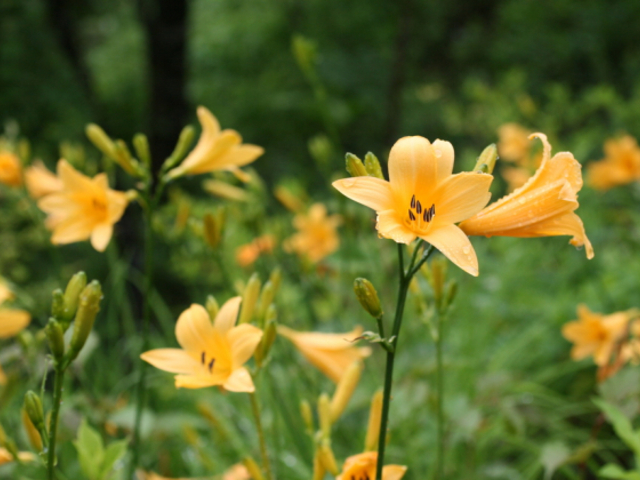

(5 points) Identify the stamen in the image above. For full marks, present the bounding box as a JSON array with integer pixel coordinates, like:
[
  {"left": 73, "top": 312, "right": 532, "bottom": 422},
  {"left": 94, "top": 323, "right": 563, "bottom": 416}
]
[
  {"left": 416, "top": 200, "right": 422, "bottom": 214},
  {"left": 201, "top": 352, "right": 205, "bottom": 364},
  {"left": 410, "top": 194, "right": 416, "bottom": 209},
  {"left": 408, "top": 210, "right": 416, "bottom": 221},
  {"left": 208, "top": 358, "right": 215, "bottom": 372}
]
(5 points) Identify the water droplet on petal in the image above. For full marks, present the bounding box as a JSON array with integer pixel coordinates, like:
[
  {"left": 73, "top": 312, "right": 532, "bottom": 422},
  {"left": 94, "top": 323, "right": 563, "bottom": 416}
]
[
  {"left": 435, "top": 149, "right": 442, "bottom": 158},
  {"left": 462, "top": 245, "right": 471, "bottom": 254},
  {"left": 342, "top": 178, "right": 357, "bottom": 188}
]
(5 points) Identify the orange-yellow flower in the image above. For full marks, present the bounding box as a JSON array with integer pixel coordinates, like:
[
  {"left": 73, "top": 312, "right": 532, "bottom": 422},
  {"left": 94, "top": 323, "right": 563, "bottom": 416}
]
[
  {"left": 333, "top": 136, "right": 493, "bottom": 276},
  {"left": 0, "top": 151, "right": 22, "bottom": 187},
  {"left": 141, "top": 297, "right": 262, "bottom": 392},
  {"left": 587, "top": 135, "right": 640, "bottom": 191},
  {"left": 167, "top": 107, "right": 264, "bottom": 180},
  {"left": 24, "top": 160, "right": 63, "bottom": 199},
  {"left": 284, "top": 203, "right": 341, "bottom": 264},
  {"left": 222, "top": 463, "right": 251, "bottom": 480},
  {"left": 336, "top": 452, "right": 407, "bottom": 480},
  {"left": 236, "top": 235, "right": 276, "bottom": 267},
  {"left": 0, "top": 278, "right": 30, "bottom": 339},
  {"left": 501, "top": 166, "right": 532, "bottom": 192},
  {"left": 562, "top": 305, "right": 631, "bottom": 366},
  {"left": 460, "top": 133, "right": 594, "bottom": 259},
  {"left": 37, "top": 160, "right": 129, "bottom": 252},
  {"left": 497, "top": 123, "right": 532, "bottom": 165},
  {"left": 278, "top": 325, "right": 371, "bottom": 383},
  {"left": 0, "top": 447, "right": 35, "bottom": 465}
]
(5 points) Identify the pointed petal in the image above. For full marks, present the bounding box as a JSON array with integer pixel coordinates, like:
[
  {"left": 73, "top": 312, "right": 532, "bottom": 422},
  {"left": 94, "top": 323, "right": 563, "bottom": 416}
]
[
  {"left": 376, "top": 210, "right": 417, "bottom": 244},
  {"left": 223, "top": 367, "right": 255, "bottom": 393},
  {"left": 218, "top": 144, "right": 264, "bottom": 168},
  {"left": 431, "top": 172, "right": 492, "bottom": 225},
  {"left": 106, "top": 190, "right": 129, "bottom": 223},
  {"left": 140, "top": 348, "right": 201, "bottom": 374},
  {"left": 0, "top": 309, "right": 31, "bottom": 338},
  {"left": 175, "top": 304, "right": 217, "bottom": 353},
  {"left": 332, "top": 177, "right": 394, "bottom": 212},
  {"left": 213, "top": 297, "right": 242, "bottom": 334},
  {"left": 180, "top": 130, "right": 242, "bottom": 175},
  {"left": 175, "top": 373, "right": 225, "bottom": 389},
  {"left": 91, "top": 224, "right": 113, "bottom": 252},
  {"left": 389, "top": 136, "right": 436, "bottom": 202},
  {"left": 383, "top": 465, "right": 408, "bottom": 480},
  {"left": 50, "top": 215, "right": 96, "bottom": 244},
  {"left": 432, "top": 139, "right": 454, "bottom": 184},
  {"left": 57, "top": 160, "right": 93, "bottom": 191},
  {"left": 421, "top": 224, "right": 479, "bottom": 276},
  {"left": 197, "top": 106, "right": 221, "bottom": 137},
  {"left": 228, "top": 324, "right": 263, "bottom": 368}
]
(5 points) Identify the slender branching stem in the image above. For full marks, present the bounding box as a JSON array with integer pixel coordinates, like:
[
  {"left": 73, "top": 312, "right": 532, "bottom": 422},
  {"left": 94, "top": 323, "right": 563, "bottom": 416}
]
[
  {"left": 47, "top": 366, "right": 65, "bottom": 480},
  {"left": 250, "top": 392, "right": 273, "bottom": 480},
  {"left": 435, "top": 308, "right": 445, "bottom": 479}
]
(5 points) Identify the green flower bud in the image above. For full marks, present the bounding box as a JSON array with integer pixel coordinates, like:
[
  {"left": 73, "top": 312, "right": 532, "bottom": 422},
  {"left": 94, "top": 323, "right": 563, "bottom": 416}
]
[
  {"left": 345, "top": 153, "right": 367, "bottom": 177},
  {"left": 318, "top": 392, "right": 332, "bottom": 438},
  {"left": 67, "top": 281, "right": 103, "bottom": 362},
  {"left": 364, "top": 152, "right": 384, "bottom": 179},
  {"left": 206, "top": 295, "right": 219, "bottom": 320},
  {"left": 162, "top": 125, "right": 196, "bottom": 173},
  {"left": 473, "top": 143, "right": 498, "bottom": 174},
  {"left": 23, "top": 391, "right": 44, "bottom": 432},
  {"left": 444, "top": 280, "right": 458, "bottom": 310},
  {"left": 300, "top": 399, "right": 314, "bottom": 432},
  {"left": 133, "top": 133, "right": 151, "bottom": 169},
  {"left": 114, "top": 139, "right": 143, "bottom": 177},
  {"left": 86, "top": 124, "right": 118, "bottom": 159},
  {"left": 255, "top": 318, "right": 277, "bottom": 367},
  {"left": 50, "top": 289, "right": 65, "bottom": 323},
  {"left": 46, "top": 318, "right": 65, "bottom": 362},
  {"left": 238, "top": 273, "right": 261, "bottom": 324},
  {"left": 353, "top": 278, "right": 383, "bottom": 319},
  {"left": 268, "top": 267, "right": 282, "bottom": 296},
  {"left": 256, "top": 281, "right": 275, "bottom": 325},
  {"left": 61, "top": 271, "right": 87, "bottom": 327}
]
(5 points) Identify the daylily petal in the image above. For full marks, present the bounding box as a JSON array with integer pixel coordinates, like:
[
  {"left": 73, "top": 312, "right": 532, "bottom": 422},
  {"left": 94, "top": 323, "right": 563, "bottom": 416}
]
[
  {"left": 421, "top": 224, "right": 479, "bottom": 276},
  {"left": 223, "top": 366, "right": 255, "bottom": 393},
  {"left": 175, "top": 373, "right": 226, "bottom": 389},
  {"left": 432, "top": 139, "right": 455, "bottom": 184},
  {"left": 0, "top": 309, "right": 31, "bottom": 338},
  {"left": 376, "top": 210, "right": 417, "bottom": 244},
  {"left": 182, "top": 130, "right": 242, "bottom": 174},
  {"left": 57, "top": 160, "right": 93, "bottom": 191},
  {"left": 140, "top": 348, "right": 201, "bottom": 374},
  {"left": 332, "top": 176, "right": 394, "bottom": 212},
  {"left": 213, "top": 297, "right": 242, "bottom": 334},
  {"left": 383, "top": 465, "right": 408, "bottom": 480},
  {"left": 228, "top": 324, "right": 263, "bottom": 368},
  {"left": 219, "top": 145, "right": 265, "bottom": 169},
  {"left": 175, "top": 304, "right": 217, "bottom": 353},
  {"left": 197, "top": 105, "right": 221, "bottom": 138},
  {"left": 389, "top": 136, "right": 436, "bottom": 202},
  {"left": 50, "top": 215, "right": 97, "bottom": 244},
  {"left": 91, "top": 224, "right": 113, "bottom": 252},
  {"left": 431, "top": 172, "right": 492, "bottom": 225}
]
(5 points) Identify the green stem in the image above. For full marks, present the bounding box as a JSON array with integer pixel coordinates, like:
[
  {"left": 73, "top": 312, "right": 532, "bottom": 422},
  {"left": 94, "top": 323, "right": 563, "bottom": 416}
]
[
  {"left": 47, "top": 367, "right": 65, "bottom": 480},
  {"left": 435, "top": 309, "right": 445, "bottom": 479},
  {"left": 250, "top": 392, "right": 273, "bottom": 480}
]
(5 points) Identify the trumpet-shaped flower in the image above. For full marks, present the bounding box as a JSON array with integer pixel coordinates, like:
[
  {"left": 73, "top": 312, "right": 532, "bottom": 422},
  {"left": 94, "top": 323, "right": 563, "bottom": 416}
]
[
  {"left": 278, "top": 325, "right": 371, "bottom": 383},
  {"left": 236, "top": 234, "right": 276, "bottom": 267},
  {"left": 460, "top": 133, "right": 594, "bottom": 259},
  {"left": 0, "top": 152, "right": 22, "bottom": 187},
  {"left": 336, "top": 452, "right": 407, "bottom": 480},
  {"left": 141, "top": 297, "right": 262, "bottom": 392},
  {"left": 587, "top": 135, "right": 640, "bottom": 191},
  {"left": 498, "top": 123, "right": 532, "bottom": 165},
  {"left": 333, "top": 136, "right": 493, "bottom": 276},
  {"left": 284, "top": 203, "right": 341, "bottom": 264},
  {"left": 167, "top": 107, "right": 264, "bottom": 180},
  {"left": 562, "top": 305, "right": 631, "bottom": 366},
  {"left": 37, "top": 160, "right": 129, "bottom": 252},
  {"left": 24, "top": 160, "right": 63, "bottom": 199}
]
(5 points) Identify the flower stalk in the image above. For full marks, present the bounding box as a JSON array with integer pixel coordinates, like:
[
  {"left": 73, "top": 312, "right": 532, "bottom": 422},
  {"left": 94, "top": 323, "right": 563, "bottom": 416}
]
[{"left": 249, "top": 392, "right": 273, "bottom": 480}]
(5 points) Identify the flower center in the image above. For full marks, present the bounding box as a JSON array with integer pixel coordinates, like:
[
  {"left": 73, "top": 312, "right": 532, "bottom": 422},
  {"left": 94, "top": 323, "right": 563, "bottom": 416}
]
[
  {"left": 201, "top": 351, "right": 216, "bottom": 373},
  {"left": 406, "top": 194, "right": 435, "bottom": 230}
]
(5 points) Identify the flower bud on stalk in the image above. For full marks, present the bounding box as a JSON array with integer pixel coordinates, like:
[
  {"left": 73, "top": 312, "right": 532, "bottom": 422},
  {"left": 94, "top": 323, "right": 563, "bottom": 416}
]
[
  {"left": 114, "top": 140, "right": 144, "bottom": 177},
  {"left": 206, "top": 295, "right": 219, "bottom": 320},
  {"left": 345, "top": 153, "right": 368, "bottom": 177},
  {"left": 300, "top": 400, "right": 314, "bottom": 432},
  {"left": 256, "top": 281, "right": 275, "bottom": 324},
  {"left": 61, "top": 271, "right": 87, "bottom": 327},
  {"left": 330, "top": 360, "right": 363, "bottom": 422},
  {"left": 312, "top": 450, "right": 326, "bottom": 480},
  {"left": 255, "top": 318, "right": 277, "bottom": 368},
  {"left": 269, "top": 267, "right": 282, "bottom": 295},
  {"left": 239, "top": 273, "right": 261, "bottom": 324},
  {"left": 133, "top": 133, "right": 151, "bottom": 169},
  {"left": 318, "top": 440, "right": 339, "bottom": 475},
  {"left": 85, "top": 124, "right": 118, "bottom": 160},
  {"left": 50, "top": 289, "right": 65, "bottom": 324},
  {"left": 364, "top": 152, "right": 384, "bottom": 179},
  {"left": 162, "top": 125, "right": 196, "bottom": 174},
  {"left": 444, "top": 281, "right": 458, "bottom": 310},
  {"left": 46, "top": 318, "right": 65, "bottom": 362},
  {"left": 67, "top": 281, "right": 103, "bottom": 363},
  {"left": 364, "top": 389, "right": 383, "bottom": 452},
  {"left": 318, "top": 393, "right": 332, "bottom": 439},
  {"left": 203, "top": 212, "right": 221, "bottom": 248},
  {"left": 473, "top": 143, "right": 499, "bottom": 174},
  {"left": 23, "top": 391, "right": 45, "bottom": 432},
  {"left": 353, "top": 278, "right": 383, "bottom": 319},
  {"left": 21, "top": 407, "right": 43, "bottom": 451}
]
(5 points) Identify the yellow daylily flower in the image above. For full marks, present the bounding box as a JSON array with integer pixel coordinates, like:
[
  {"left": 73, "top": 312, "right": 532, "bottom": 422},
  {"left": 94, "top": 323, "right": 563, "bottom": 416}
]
[
  {"left": 497, "top": 123, "right": 532, "bottom": 165},
  {"left": 37, "top": 160, "right": 129, "bottom": 252},
  {"left": 587, "top": 135, "right": 640, "bottom": 191},
  {"left": 222, "top": 463, "right": 251, "bottom": 480},
  {"left": 24, "top": 160, "right": 63, "bottom": 199},
  {"left": 0, "top": 278, "right": 14, "bottom": 305},
  {"left": 0, "top": 308, "right": 31, "bottom": 339},
  {"left": 278, "top": 325, "right": 371, "bottom": 383},
  {"left": 501, "top": 166, "right": 532, "bottom": 193},
  {"left": 284, "top": 203, "right": 341, "bottom": 264},
  {"left": 460, "top": 133, "right": 594, "bottom": 259},
  {"left": 0, "top": 151, "right": 22, "bottom": 187},
  {"left": 336, "top": 452, "right": 407, "bottom": 480},
  {"left": 235, "top": 234, "right": 276, "bottom": 267},
  {"left": 0, "top": 447, "right": 36, "bottom": 465},
  {"left": 167, "top": 106, "right": 264, "bottom": 180},
  {"left": 141, "top": 297, "right": 263, "bottom": 392},
  {"left": 333, "top": 136, "right": 493, "bottom": 276},
  {"left": 562, "top": 305, "right": 631, "bottom": 366}
]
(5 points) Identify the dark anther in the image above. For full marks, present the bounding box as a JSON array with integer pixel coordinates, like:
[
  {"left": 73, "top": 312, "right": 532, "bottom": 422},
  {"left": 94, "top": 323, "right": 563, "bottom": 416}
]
[
  {"left": 201, "top": 352, "right": 205, "bottom": 364},
  {"left": 208, "top": 358, "right": 215, "bottom": 372},
  {"left": 408, "top": 210, "right": 416, "bottom": 221},
  {"left": 416, "top": 200, "right": 423, "bottom": 214},
  {"left": 410, "top": 194, "right": 416, "bottom": 209}
]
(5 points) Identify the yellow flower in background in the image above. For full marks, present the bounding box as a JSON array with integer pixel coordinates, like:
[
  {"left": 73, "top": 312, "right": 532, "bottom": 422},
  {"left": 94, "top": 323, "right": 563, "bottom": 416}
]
[
  {"left": 0, "top": 308, "right": 31, "bottom": 339},
  {"left": 497, "top": 123, "right": 532, "bottom": 165},
  {"left": 167, "top": 106, "right": 264, "bottom": 180},
  {"left": 0, "top": 278, "right": 14, "bottom": 305},
  {"left": 236, "top": 234, "right": 276, "bottom": 267},
  {"left": 24, "top": 160, "right": 63, "bottom": 199},
  {"left": 0, "top": 447, "right": 35, "bottom": 465},
  {"left": 37, "top": 160, "right": 129, "bottom": 252},
  {"left": 501, "top": 166, "right": 532, "bottom": 193},
  {"left": 0, "top": 151, "right": 22, "bottom": 187},
  {"left": 562, "top": 305, "right": 631, "bottom": 366},
  {"left": 333, "top": 136, "right": 493, "bottom": 276},
  {"left": 460, "top": 133, "right": 594, "bottom": 259},
  {"left": 278, "top": 325, "right": 371, "bottom": 383},
  {"left": 284, "top": 203, "right": 341, "bottom": 264},
  {"left": 222, "top": 464, "right": 251, "bottom": 480},
  {"left": 141, "top": 297, "right": 262, "bottom": 392},
  {"left": 587, "top": 135, "right": 640, "bottom": 191},
  {"left": 336, "top": 452, "right": 407, "bottom": 480}
]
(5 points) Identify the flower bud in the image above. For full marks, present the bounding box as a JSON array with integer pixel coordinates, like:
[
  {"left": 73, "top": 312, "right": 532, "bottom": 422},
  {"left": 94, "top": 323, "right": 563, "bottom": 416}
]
[
  {"left": 206, "top": 295, "right": 219, "bottom": 320},
  {"left": 444, "top": 280, "right": 458, "bottom": 310},
  {"left": 318, "top": 393, "right": 332, "bottom": 439},
  {"left": 269, "top": 267, "right": 282, "bottom": 296},
  {"left": 202, "top": 179, "right": 248, "bottom": 201},
  {"left": 353, "top": 278, "right": 383, "bottom": 319},
  {"left": 473, "top": 143, "right": 498, "bottom": 174},
  {"left": 330, "top": 360, "right": 363, "bottom": 422},
  {"left": 300, "top": 400, "right": 314, "bottom": 432},
  {"left": 61, "top": 271, "right": 87, "bottom": 326},
  {"left": 23, "top": 391, "right": 44, "bottom": 432},
  {"left": 86, "top": 124, "right": 118, "bottom": 159},
  {"left": 364, "top": 389, "right": 383, "bottom": 452},
  {"left": 256, "top": 281, "right": 275, "bottom": 324},
  {"left": 115, "top": 139, "right": 143, "bottom": 177},
  {"left": 308, "top": 134, "right": 334, "bottom": 171},
  {"left": 46, "top": 318, "right": 65, "bottom": 362},
  {"left": 364, "top": 152, "right": 384, "bottom": 179},
  {"left": 162, "top": 125, "right": 196, "bottom": 174},
  {"left": 318, "top": 440, "right": 339, "bottom": 475},
  {"left": 203, "top": 212, "right": 221, "bottom": 248},
  {"left": 133, "top": 133, "right": 151, "bottom": 169},
  {"left": 291, "top": 35, "right": 317, "bottom": 78},
  {"left": 50, "top": 289, "right": 65, "bottom": 323},
  {"left": 345, "top": 153, "right": 368, "bottom": 177},
  {"left": 312, "top": 450, "right": 326, "bottom": 480},
  {"left": 429, "top": 257, "right": 447, "bottom": 307},
  {"left": 238, "top": 273, "right": 261, "bottom": 324},
  {"left": 21, "top": 407, "right": 43, "bottom": 452},
  {"left": 255, "top": 318, "right": 277, "bottom": 368},
  {"left": 67, "top": 281, "right": 103, "bottom": 362},
  {"left": 243, "top": 456, "right": 265, "bottom": 480}
]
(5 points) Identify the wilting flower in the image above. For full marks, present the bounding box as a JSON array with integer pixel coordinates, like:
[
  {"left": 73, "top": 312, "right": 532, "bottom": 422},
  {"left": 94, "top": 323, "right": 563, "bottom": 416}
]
[
  {"left": 587, "top": 135, "right": 640, "bottom": 191},
  {"left": 236, "top": 234, "right": 276, "bottom": 267},
  {"left": 37, "top": 160, "right": 129, "bottom": 252},
  {"left": 141, "top": 297, "right": 262, "bottom": 392},
  {"left": 562, "top": 305, "right": 631, "bottom": 366},
  {"left": 460, "top": 133, "right": 594, "bottom": 259},
  {"left": 497, "top": 123, "right": 532, "bottom": 165},
  {"left": 284, "top": 203, "right": 341, "bottom": 264},
  {"left": 333, "top": 136, "right": 493, "bottom": 276},
  {"left": 0, "top": 151, "right": 22, "bottom": 187},
  {"left": 166, "top": 106, "right": 264, "bottom": 180},
  {"left": 336, "top": 452, "right": 407, "bottom": 480},
  {"left": 278, "top": 325, "right": 371, "bottom": 383},
  {"left": 24, "top": 160, "right": 63, "bottom": 199}
]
